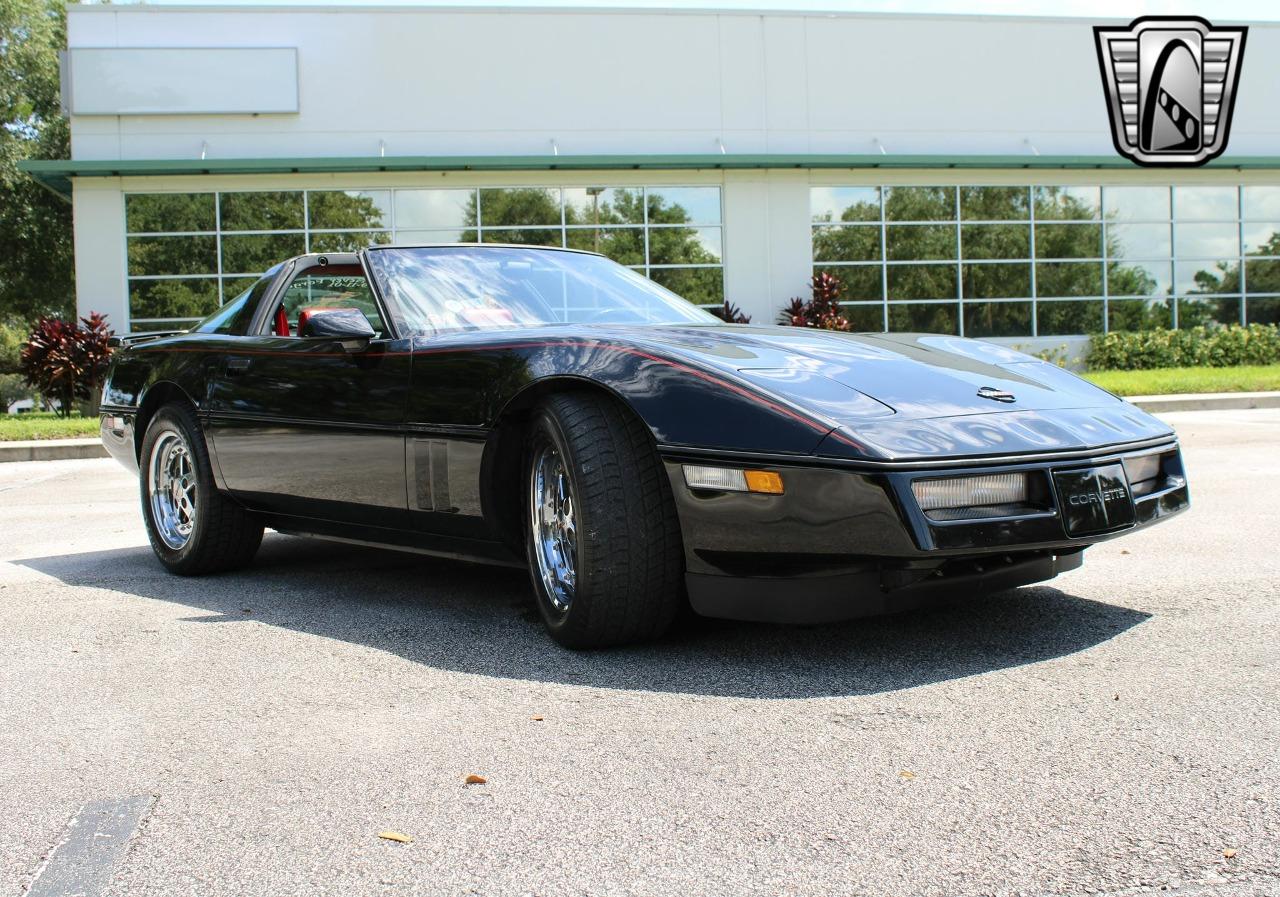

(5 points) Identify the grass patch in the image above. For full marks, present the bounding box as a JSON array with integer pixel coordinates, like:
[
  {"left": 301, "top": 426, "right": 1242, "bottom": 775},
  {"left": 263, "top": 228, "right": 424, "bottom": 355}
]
[
  {"left": 1083, "top": 364, "right": 1280, "bottom": 397},
  {"left": 0, "top": 412, "right": 99, "bottom": 442}
]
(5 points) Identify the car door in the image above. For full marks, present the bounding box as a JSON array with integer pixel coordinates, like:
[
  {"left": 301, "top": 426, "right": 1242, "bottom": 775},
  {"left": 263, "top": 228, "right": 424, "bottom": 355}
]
[{"left": 206, "top": 258, "right": 412, "bottom": 528}]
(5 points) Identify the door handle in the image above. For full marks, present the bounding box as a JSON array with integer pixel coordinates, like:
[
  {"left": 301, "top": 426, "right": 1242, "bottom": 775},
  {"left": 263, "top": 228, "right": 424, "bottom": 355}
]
[{"left": 225, "top": 357, "right": 252, "bottom": 376}]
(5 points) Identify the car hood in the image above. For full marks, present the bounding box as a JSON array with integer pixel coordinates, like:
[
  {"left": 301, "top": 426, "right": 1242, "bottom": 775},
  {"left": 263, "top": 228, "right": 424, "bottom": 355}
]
[{"left": 618, "top": 324, "right": 1174, "bottom": 461}]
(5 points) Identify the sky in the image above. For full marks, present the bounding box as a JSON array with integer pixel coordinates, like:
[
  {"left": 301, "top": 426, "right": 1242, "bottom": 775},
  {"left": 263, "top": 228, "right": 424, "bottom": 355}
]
[{"left": 92, "top": 0, "right": 1280, "bottom": 19}]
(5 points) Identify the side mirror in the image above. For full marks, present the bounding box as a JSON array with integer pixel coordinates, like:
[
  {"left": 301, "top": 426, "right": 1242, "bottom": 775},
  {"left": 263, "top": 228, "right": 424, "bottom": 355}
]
[{"left": 298, "top": 307, "right": 376, "bottom": 350}]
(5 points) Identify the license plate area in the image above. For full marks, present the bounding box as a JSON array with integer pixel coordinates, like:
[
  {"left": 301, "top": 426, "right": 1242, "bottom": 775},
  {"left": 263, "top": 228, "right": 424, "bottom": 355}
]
[{"left": 1052, "top": 463, "right": 1136, "bottom": 536}]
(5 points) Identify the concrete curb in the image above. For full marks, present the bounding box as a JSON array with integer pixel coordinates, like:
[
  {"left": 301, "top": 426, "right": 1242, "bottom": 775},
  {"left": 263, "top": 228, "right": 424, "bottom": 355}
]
[
  {"left": 1126, "top": 391, "right": 1280, "bottom": 413},
  {"left": 0, "top": 438, "right": 108, "bottom": 463}
]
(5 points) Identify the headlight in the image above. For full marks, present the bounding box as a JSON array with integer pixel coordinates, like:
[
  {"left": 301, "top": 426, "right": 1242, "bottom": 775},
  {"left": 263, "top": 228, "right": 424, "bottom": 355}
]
[{"left": 911, "top": 472, "right": 1030, "bottom": 511}]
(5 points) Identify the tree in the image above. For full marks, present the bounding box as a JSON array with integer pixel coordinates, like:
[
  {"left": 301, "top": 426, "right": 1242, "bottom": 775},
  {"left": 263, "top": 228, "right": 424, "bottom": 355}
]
[{"left": 0, "top": 0, "right": 73, "bottom": 323}]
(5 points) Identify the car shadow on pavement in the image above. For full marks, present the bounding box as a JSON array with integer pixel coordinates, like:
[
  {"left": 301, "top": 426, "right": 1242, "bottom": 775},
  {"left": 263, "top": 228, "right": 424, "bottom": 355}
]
[{"left": 16, "top": 533, "right": 1151, "bottom": 699}]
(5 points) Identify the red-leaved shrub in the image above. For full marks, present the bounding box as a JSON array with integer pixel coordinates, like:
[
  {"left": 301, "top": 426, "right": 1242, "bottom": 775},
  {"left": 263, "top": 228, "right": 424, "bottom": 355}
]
[
  {"left": 710, "top": 300, "right": 751, "bottom": 324},
  {"left": 779, "top": 272, "right": 851, "bottom": 331},
  {"left": 20, "top": 314, "right": 113, "bottom": 417}
]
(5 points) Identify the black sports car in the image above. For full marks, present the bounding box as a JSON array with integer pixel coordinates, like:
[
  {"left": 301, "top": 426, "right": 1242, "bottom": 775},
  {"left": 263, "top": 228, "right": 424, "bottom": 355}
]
[{"left": 100, "top": 244, "right": 1190, "bottom": 647}]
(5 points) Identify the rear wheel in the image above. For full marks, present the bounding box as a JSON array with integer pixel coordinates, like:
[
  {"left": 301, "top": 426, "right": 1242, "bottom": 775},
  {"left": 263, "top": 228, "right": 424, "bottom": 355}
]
[
  {"left": 524, "top": 393, "right": 685, "bottom": 648},
  {"left": 140, "top": 403, "right": 263, "bottom": 575}
]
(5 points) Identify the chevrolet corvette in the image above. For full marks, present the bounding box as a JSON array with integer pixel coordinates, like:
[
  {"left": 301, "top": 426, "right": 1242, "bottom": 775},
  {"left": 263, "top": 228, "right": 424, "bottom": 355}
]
[{"left": 100, "top": 244, "right": 1190, "bottom": 647}]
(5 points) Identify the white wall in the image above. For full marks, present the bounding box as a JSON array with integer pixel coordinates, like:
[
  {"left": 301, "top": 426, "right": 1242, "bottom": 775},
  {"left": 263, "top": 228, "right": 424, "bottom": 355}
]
[
  {"left": 60, "top": 6, "right": 1280, "bottom": 330},
  {"left": 64, "top": 6, "right": 1280, "bottom": 162}
]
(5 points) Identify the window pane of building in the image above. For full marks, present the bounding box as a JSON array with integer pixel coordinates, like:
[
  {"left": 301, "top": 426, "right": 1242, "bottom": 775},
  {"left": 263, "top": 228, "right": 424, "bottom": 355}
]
[
  {"left": 308, "top": 190, "right": 390, "bottom": 230},
  {"left": 127, "top": 235, "right": 218, "bottom": 277},
  {"left": 1175, "top": 222, "right": 1239, "bottom": 258},
  {"left": 961, "top": 223, "right": 1029, "bottom": 259},
  {"left": 842, "top": 303, "right": 885, "bottom": 331},
  {"left": 1036, "top": 261, "right": 1102, "bottom": 297},
  {"left": 221, "top": 276, "right": 260, "bottom": 302},
  {"left": 1104, "top": 186, "right": 1170, "bottom": 220},
  {"left": 222, "top": 232, "right": 306, "bottom": 274},
  {"left": 1108, "top": 222, "right": 1171, "bottom": 259},
  {"left": 962, "top": 262, "right": 1030, "bottom": 298},
  {"left": 1034, "top": 186, "right": 1101, "bottom": 220},
  {"left": 396, "top": 228, "right": 478, "bottom": 244},
  {"left": 126, "top": 193, "right": 215, "bottom": 233},
  {"left": 963, "top": 301, "right": 1031, "bottom": 336},
  {"left": 815, "top": 265, "right": 881, "bottom": 301},
  {"left": 959, "top": 186, "right": 1028, "bottom": 220},
  {"left": 889, "top": 303, "right": 958, "bottom": 334},
  {"left": 1175, "top": 259, "right": 1237, "bottom": 295},
  {"left": 1038, "top": 300, "right": 1103, "bottom": 335},
  {"left": 129, "top": 278, "right": 220, "bottom": 320},
  {"left": 1109, "top": 298, "right": 1172, "bottom": 331},
  {"left": 564, "top": 187, "right": 644, "bottom": 225},
  {"left": 1242, "top": 186, "right": 1280, "bottom": 221},
  {"left": 886, "top": 224, "right": 955, "bottom": 261},
  {"left": 480, "top": 227, "right": 561, "bottom": 247},
  {"left": 1243, "top": 223, "right": 1280, "bottom": 256},
  {"left": 565, "top": 227, "right": 645, "bottom": 265},
  {"left": 1247, "top": 297, "right": 1280, "bottom": 323},
  {"left": 1174, "top": 186, "right": 1238, "bottom": 220},
  {"left": 887, "top": 264, "right": 957, "bottom": 300},
  {"left": 648, "top": 226, "right": 721, "bottom": 265},
  {"left": 478, "top": 188, "right": 561, "bottom": 227},
  {"left": 1035, "top": 223, "right": 1102, "bottom": 259},
  {"left": 648, "top": 267, "right": 723, "bottom": 306},
  {"left": 1108, "top": 260, "right": 1173, "bottom": 297},
  {"left": 813, "top": 225, "right": 881, "bottom": 263},
  {"left": 811, "top": 187, "right": 880, "bottom": 223},
  {"left": 1179, "top": 296, "right": 1240, "bottom": 326},
  {"left": 219, "top": 191, "right": 305, "bottom": 231},
  {"left": 1245, "top": 259, "right": 1280, "bottom": 293},
  {"left": 395, "top": 189, "right": 475, "bottom": 230},
  {"left": 646, "top": 187, "right": 721, "bottom": 225},
  {"left": 884, "top": 186, "right": 954, "bottom": 222},
  {"left": 309, "top": 231, "right": 391, "bottom": 253}
]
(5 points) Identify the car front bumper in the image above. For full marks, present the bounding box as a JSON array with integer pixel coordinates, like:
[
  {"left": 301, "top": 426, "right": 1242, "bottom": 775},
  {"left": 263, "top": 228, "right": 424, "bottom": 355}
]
[{"left": 661, "top": 439, "right": 1189, "bottom": 623}]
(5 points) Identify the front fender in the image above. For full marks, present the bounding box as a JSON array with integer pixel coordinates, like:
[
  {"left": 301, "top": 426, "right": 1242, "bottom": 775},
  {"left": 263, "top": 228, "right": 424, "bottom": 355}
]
[{"left": 408, "top": 335, "right": 837, "bottom": 455}]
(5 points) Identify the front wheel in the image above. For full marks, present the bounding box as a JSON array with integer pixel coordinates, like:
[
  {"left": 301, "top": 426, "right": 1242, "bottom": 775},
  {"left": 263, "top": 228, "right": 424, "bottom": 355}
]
[
  {"left": 525, "top": 393, "right": 685, "bottom": 648},
  {"left": 140, "top": 403, "right": 263, "bottom": 575}
]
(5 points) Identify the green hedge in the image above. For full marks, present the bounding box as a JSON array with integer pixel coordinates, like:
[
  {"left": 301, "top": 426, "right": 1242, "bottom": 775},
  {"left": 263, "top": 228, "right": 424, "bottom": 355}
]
[{"left": 1087, "top": 324, "right": 1280, "bottom": 371}]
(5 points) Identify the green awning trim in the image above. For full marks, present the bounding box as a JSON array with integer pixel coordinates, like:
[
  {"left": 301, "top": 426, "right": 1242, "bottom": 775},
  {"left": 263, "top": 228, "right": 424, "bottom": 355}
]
[{"left": 20, "top": 153, "right": 1280, "bottom": 200}]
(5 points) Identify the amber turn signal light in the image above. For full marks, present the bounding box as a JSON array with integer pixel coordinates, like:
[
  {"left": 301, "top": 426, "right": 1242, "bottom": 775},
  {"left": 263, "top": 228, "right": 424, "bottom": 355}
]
[{"left": 743, "top": 470, "right": 785, "bottom": 494}]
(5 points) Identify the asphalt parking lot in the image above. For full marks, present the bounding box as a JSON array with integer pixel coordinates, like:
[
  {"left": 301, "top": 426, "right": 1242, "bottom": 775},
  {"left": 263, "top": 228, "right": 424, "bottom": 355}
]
[{"left": 1, "top": 409, "right": 1277, "bottom": 897}]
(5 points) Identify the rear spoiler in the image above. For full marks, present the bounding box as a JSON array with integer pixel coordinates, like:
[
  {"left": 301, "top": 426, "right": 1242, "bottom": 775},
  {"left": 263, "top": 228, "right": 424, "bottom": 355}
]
[{"left": 108, "top": 330, "right": 187, "bottom": 348}]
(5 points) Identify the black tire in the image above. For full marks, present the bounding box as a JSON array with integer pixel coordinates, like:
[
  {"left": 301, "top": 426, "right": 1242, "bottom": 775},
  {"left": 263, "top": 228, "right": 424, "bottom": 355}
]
[
  {"left": 139, "top": 402, "right": 263, "bottom": 575},
  {"left": 524, "top": 392, "right": 685, "bottom": 649}
]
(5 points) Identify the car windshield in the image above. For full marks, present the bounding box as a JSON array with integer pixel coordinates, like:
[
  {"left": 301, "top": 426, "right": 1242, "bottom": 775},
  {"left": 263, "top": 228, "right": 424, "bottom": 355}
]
[{"left": 363, "top": 246, "right": 720, "bottom": 336}]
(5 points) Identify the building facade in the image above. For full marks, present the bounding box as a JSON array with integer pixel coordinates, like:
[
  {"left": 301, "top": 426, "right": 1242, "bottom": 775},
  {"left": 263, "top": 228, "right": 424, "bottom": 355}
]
[{"left": 25, "top": 4, "right": 1280, "bottom": 351}]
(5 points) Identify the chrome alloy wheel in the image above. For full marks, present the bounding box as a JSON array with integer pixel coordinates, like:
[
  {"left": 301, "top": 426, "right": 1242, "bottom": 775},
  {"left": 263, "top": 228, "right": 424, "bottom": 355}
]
[
  {"left": 530, "top": 444, "right": 578, "bottom": 612},
  {"left": 148, "top": 429, "right": 197, "bottom": 550}
]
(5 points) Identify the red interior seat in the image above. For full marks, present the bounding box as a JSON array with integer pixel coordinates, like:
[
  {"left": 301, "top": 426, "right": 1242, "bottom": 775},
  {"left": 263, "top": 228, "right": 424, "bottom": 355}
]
[{"left": 273, "top": 306, "right": 290, "bottom": 337}]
